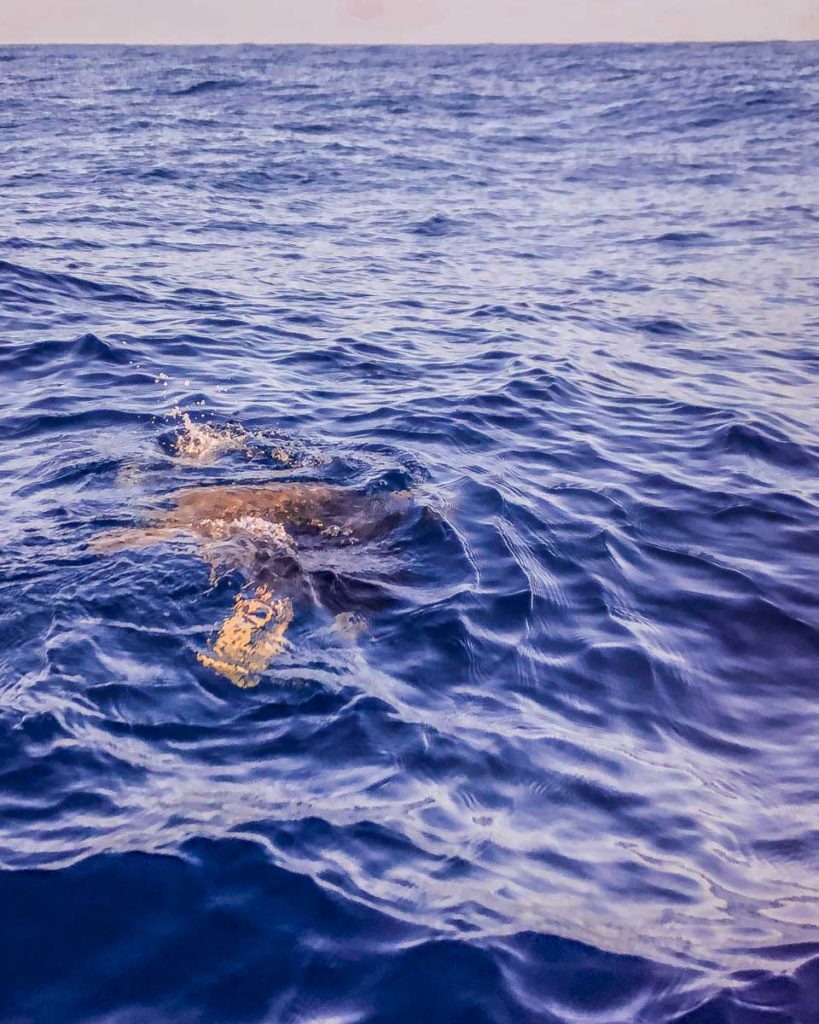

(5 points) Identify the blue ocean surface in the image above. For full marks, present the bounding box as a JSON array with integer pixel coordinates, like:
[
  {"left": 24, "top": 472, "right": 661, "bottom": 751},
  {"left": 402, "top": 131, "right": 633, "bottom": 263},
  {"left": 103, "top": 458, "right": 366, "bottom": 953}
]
[{"left": 1, "top": 41, "right": 819, "bottom": 1023}]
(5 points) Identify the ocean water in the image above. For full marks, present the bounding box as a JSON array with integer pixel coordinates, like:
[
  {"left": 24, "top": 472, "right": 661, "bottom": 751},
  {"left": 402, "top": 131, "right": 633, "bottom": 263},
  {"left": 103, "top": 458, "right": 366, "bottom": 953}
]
[{"left": 1, "top": 41, "right": 819, "bottom": 1023}]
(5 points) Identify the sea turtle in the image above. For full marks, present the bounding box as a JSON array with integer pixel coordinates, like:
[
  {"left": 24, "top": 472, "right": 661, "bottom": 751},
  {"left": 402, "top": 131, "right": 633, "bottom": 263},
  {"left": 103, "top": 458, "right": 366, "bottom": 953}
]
[{"left": 91, "top": 481, "right": 411, "bottom": 687}]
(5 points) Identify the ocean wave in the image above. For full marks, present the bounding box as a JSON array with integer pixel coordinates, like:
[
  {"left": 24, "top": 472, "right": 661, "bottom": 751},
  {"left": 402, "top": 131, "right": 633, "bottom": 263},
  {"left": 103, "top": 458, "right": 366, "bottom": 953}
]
[
  {"left": 169, "top": 77, "right": 248, "bottom": 96},
  {"left": 0, "top": 332, "right": 131, "bottom": 374},
  {"left": 411, "top": 214, "right": 461, "bottom": 237},
  {"left": 0, "top": 258, "right": 152, "bottom": 306}
]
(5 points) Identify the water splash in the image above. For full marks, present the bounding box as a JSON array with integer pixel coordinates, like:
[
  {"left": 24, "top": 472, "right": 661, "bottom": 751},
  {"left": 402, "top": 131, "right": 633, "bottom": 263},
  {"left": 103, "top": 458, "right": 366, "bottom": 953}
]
[{"left": 170, "top": 408, "right": 252, "bottom": 463}]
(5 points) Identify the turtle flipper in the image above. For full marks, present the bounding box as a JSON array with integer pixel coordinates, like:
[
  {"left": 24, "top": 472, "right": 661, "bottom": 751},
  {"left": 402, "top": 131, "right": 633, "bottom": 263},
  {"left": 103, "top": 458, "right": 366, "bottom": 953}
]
[
  {"left": 88, "top": 526, "right": 191, "bottom": 553},
  {"left": 197, "top": 585, "right": 293, "bottom": 688}
]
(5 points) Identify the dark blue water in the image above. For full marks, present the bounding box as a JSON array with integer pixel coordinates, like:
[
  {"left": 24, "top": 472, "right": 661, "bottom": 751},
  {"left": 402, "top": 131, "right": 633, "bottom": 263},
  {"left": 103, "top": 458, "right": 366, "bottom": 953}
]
[{"left": 1, "top": 41, "right": 819, "bottom": 1023}]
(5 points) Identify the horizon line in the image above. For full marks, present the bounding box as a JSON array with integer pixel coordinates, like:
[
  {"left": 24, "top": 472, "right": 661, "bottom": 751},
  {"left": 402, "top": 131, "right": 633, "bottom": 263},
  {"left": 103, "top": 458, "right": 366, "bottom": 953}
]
[{"left": 2, "top": 37, "right": 818, "bottom": 47}]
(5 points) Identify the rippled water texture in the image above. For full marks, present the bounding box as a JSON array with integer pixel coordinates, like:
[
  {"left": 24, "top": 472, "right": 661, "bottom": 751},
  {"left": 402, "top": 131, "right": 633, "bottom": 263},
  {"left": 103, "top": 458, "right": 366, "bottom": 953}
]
[{"left": 1, "top": 42, "right": 819, "bottom": 1024}]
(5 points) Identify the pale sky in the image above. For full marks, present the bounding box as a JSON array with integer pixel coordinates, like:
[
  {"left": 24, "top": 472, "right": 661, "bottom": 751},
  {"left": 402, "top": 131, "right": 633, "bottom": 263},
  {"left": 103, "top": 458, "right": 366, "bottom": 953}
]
[{"left": 1, "top": 0, "right": 817, "bottom": 45}]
